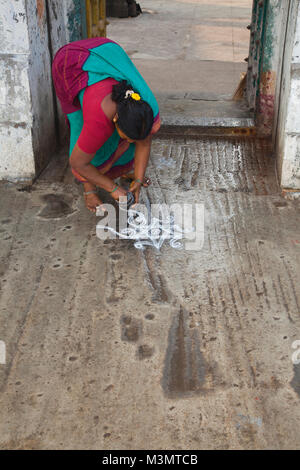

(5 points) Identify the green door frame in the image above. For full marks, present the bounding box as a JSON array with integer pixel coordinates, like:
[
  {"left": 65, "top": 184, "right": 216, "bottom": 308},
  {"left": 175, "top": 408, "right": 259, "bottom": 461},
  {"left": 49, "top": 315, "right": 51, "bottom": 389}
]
[{"left": 246, "top": 0, "right": 290, "bottom": 137}]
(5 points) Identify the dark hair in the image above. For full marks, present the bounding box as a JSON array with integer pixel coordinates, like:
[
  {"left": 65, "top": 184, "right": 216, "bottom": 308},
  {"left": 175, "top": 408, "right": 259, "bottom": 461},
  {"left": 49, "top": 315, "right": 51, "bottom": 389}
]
[{"left": 111, "top": 80, "right": 154, "bottom": 140}]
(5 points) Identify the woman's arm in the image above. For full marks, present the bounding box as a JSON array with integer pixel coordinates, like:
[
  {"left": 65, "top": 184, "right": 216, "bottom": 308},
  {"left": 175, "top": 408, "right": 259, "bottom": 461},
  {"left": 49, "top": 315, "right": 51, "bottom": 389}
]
[
  {"left": 130, "top": 135, "right": 152, "bottom": 203},
  {"left": 70, "top": 143, "right": 127, "bottom": 199}
]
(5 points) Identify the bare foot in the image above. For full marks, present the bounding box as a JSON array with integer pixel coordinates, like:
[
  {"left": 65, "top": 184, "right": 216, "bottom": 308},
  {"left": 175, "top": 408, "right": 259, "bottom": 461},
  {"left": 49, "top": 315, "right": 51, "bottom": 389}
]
[
  {"left": 83, "top": 183, "right": 104, "bottom": 214},
  {"left": 84, "top": 192, "right": 104, "bottom": 213}
]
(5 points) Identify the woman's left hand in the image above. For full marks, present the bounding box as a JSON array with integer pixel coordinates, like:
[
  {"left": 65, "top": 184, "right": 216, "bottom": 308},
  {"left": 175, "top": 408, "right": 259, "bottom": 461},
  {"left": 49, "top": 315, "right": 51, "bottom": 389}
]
[{"left": 129, "top": 180, "right": 142, "bottom": 203}]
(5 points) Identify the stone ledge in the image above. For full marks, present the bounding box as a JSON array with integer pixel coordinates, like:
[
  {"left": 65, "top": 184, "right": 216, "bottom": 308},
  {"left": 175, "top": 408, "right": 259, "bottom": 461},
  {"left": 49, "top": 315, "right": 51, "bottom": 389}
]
[{"left": 158, "top": 97, "right": 255, "bottom": 131}]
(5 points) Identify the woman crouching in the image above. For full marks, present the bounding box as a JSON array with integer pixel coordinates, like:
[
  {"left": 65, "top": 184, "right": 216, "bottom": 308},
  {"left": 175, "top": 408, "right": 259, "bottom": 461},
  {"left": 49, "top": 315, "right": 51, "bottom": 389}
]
[{"left": 52, "top": 38, "right": 161, "bottom": 212}]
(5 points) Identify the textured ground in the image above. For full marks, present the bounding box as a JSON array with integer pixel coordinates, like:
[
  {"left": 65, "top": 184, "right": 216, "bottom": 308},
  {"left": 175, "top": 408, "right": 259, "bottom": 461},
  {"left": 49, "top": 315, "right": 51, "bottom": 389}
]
[{"left": 0, "top": 136, "right": 299, "bottom": 449}]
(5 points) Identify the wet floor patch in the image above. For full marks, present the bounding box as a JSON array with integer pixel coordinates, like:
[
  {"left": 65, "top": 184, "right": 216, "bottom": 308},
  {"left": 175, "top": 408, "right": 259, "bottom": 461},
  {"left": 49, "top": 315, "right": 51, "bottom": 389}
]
[
  {"left": 162, "top": 306, "right": 207, "bottom": 398},
  {"left": 61, "top": 225, "right": 73, "bottom": 231},
  {"left": 137, "top": 344, "right": 155, "bottom": 360},
  {"left": 143, "top": 252, "right": 171, "bottom": 303},
  {"left": 120, "top": 315, "right": 142, "bottom": 343},
  {"left": 145, "top": 313, "right": 155, "bottom": 320},
  {"left": 51, "top": 258, "right": 63, "bottom": 269},
  {"left": 37, "top": 194, "right": 75, "bottom": 219}
]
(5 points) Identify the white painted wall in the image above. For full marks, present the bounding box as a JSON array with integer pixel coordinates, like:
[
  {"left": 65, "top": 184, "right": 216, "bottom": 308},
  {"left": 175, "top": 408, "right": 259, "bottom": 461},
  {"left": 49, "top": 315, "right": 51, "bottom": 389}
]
[
  {"left": 0, "top": 0, "right": 83, "bottom": 182},
  {"left": 272, "top": 1, "right": 290, "bottom": 146},
  {"left": 276, "top": 0, "right": 300, "bottom": 191},
  {"left": 0, "top": 0, "right": 35, "bottom": 181}
]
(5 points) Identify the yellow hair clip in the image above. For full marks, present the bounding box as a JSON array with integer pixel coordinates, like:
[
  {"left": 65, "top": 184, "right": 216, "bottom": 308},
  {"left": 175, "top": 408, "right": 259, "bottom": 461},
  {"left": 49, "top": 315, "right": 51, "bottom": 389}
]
[{"left": 131, "top": 92, "right": 141, "bottom": 101}]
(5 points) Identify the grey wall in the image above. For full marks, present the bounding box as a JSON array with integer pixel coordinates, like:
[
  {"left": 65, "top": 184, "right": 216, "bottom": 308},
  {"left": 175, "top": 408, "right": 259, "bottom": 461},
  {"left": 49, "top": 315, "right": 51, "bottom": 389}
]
[
  {"left": 0, "top": 0, "right": 36, "bottom": 181},
  {"left": 26, "top": 0, "right": 57, "bottom": 177},
  {"left": 0, "top": 0, "right": 85, "bottom": 182},
  {"left": 276, "top": 0, "right": 300, "bottom": 191}
]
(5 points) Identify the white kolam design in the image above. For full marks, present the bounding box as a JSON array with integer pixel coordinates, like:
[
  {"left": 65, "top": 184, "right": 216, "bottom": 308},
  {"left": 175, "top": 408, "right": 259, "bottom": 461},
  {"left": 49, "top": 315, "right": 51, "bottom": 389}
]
[{"left": 96, "top": 205, "right": 195, "bottom": 250}]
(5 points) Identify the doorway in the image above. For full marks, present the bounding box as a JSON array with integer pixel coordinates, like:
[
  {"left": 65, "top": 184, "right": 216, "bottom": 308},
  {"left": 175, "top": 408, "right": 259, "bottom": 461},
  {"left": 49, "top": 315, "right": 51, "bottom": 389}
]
[{"left": 107, "top": 0, "right": 253, "bottom": 124}]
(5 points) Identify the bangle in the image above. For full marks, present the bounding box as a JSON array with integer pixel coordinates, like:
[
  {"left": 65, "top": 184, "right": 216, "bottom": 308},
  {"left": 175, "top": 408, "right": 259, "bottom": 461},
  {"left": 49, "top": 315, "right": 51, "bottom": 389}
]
[
  {"left": 135, "top": 178, "right": 143, "bottom": 184},
  {"left": 109, "top": 185, "right": 119, "bottom": 193}
]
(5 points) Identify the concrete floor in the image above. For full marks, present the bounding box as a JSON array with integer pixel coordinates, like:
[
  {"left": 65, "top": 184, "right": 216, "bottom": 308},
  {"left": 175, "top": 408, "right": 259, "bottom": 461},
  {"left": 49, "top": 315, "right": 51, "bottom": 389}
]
[
  {"left": 0, "top": 135, "right": 300, "bottom": 449},
  {"left": 107, "top": 0, "right": 253, "bottom": 124}
]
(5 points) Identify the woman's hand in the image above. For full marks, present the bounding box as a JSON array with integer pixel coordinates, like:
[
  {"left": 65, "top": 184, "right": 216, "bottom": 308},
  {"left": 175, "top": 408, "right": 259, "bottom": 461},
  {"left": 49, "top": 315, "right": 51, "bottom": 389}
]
[
  {"left": 110, "top": 185, "right": 128, "bottom": 201},
  {"left": 129, "top": 180, "right": 142, "bottom": 203}
]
